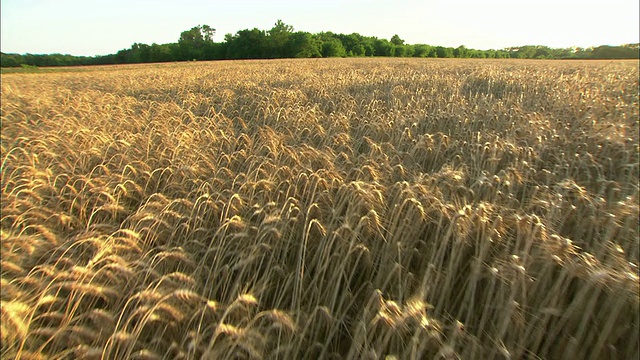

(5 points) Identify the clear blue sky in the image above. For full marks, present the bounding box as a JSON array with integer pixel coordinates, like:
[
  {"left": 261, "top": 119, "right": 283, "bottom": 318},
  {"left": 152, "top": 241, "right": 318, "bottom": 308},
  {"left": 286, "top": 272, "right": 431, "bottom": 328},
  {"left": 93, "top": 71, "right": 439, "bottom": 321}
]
[{"left": 1, "top": 0, "right": 638, "bottom": 56}]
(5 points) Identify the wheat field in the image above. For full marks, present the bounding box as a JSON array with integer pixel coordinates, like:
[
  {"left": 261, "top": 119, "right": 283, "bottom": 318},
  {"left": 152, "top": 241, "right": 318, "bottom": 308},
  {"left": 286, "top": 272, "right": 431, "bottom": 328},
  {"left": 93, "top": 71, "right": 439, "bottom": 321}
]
[{"left": 1, "top": 58, "right": 638, "bottom": 359}]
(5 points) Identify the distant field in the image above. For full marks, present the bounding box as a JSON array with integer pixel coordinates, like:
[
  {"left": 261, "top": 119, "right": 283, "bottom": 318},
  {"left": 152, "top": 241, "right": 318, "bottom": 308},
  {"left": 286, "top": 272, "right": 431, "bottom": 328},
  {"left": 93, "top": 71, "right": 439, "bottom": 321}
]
[{"left": 2, "top": 58, "right": 638, "bottom": 359}]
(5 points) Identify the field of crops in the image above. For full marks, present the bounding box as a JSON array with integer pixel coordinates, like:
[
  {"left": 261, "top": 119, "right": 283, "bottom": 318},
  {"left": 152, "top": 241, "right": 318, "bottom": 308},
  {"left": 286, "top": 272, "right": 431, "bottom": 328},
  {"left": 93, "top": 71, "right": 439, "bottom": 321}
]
[{"left": 1, "top": 58, "right": 638, "bottom": 359}]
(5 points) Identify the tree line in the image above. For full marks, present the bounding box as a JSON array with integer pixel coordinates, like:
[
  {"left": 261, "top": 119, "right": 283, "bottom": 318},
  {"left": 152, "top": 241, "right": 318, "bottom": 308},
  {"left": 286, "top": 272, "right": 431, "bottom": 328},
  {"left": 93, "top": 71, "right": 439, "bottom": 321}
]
[{"left": 2, "top": 20, "right": 639, "bottom": 67}]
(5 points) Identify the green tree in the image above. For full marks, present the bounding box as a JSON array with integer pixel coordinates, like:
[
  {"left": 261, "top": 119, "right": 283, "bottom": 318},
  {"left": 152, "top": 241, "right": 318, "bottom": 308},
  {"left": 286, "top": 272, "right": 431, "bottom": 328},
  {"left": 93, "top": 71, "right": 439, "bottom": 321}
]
[
  {"left": 390, "top": 34, "right": 405, "bottom": 46},
  {"left": 435, "top": 46, "right": 454, "bottom": 58},
  {"left": 338, "top": 33, "right": 370, "bottom": 56},
  {"left": 149, "top": 43, "right": 176, "bottom": 62},
  {"left": 180, "top": 24, "right": 215, "bottom": 44},
  {"left": 267, "top": 20, "right": 294, "bottom": 58},
  {"left": 469, "top": 49, "right": 486, "bottom": 58},
  {"left": 454, "top": 45, "right": 469, "bottom": 58},
  {"left": 225, "top": 28, "right": 268, "bottom": 59},
  {"left": 591, "top": 45, "right": 639, "bottom": 59},
  {"left": 1, "top": 53, "right": 25, "bottom": 67},
  {"left": 321, "top": 38, "right": 347, "bottom": 57},
  {"left": 373, "top": 38, "right": 392, "bottom": 56},
  {"left": 290, "top": 32, "right": 322, "bottom": 58},
  {"left": 391, "top": 44, "right": 413, "bottom": 57},
  {"left": 513, "top": 46, "right": 536, "bottom": 58},
  {"left": 316, "top": 33, "right": 347, "bottom": 57},
  {"left": 412, "top": 44, "right": 432, "bottom": 57},
  {"left": 178, "top": 25, "right": 216, "bottom": 60}
]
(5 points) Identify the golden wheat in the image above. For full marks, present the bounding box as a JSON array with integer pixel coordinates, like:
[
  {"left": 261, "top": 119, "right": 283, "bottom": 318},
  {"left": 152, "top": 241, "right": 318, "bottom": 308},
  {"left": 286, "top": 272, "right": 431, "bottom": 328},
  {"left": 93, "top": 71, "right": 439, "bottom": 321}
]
[{"left": 1, "top": 58, "right": 638, "bottom": 359}]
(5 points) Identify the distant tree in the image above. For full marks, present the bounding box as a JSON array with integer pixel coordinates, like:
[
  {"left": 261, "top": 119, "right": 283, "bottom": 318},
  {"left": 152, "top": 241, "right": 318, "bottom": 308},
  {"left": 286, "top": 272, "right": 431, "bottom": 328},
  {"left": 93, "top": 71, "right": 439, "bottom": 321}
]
[
  {"left": 178, "top": 25, "right": 216, "bottom": 60},
  {"left": 290, "top": 32, "right": 322, "bottom": 58},
  {"left": 338, "top": 33, "right": 369, "bottom": 56},
  {"left": 149, "top": 43, "right": 177, "bottom": 62},
  {"left": 180, "top": 24, "right": 215, "bottom": 44},
  {"left": 1, "top": 52, "right": 25, "bottom": 67},
  {"left": 390, "top": 34, "right": 405, "bottom": 46},
  {"left": 373, "top": 39, "right": 392, "bottom": 56},
  {"left": 591, "top": 45, "right": 639, "bottom": 59},
  {"left": 454, "top": 45, "right": 469, "bottom": 58},
  {"left": 393, "top": 44, "right": 413, "bottom": 57},
  {"left": 267, "top": 20, "right": 294, "bottom": 58},
  {"left": 132, "top": 43, "right": 151, "bottom": 62},
  {"left": 351, "top": 44, "right": 366, "bottom": 56},
  {"left": 513, "top": 46, "right": 536, "bottom": 58},
  {"left": 4, "top": 21, "right": 639, "bottom": 66},
  {"left": 435, "top": 46, "right": 454, "bottom": 58},
  {"left": 412, "top": 44, "right": 433, "bottom": 57},
  {"left": 470, "top": 49, "right": 486, "bottom": 58},
  {"left": 403, "top": 44, "right": 416, "bottom": 57},
  {"left": 225, "top": 28, "right": 268, "bottom": 59},
  {"left": 362, "top": 37, "right": 376, "bottom": 56},
  {"left": 321, "top": 38, "right": 347, "bottom": 57}
]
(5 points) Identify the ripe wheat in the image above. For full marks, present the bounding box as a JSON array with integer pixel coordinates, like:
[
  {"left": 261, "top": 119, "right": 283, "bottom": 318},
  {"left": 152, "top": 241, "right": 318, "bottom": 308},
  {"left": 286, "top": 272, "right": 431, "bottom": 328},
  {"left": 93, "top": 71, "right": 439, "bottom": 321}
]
[{"left": 1, "top": 58, "right": 638, "bottom": 359}]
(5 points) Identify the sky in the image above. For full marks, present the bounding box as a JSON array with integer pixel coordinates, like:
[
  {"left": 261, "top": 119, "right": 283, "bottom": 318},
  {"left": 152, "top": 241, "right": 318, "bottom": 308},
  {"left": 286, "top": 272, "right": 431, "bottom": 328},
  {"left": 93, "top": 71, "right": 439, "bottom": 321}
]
[{"left": 1, "top": 0, "right": 639, "bottom": 56}]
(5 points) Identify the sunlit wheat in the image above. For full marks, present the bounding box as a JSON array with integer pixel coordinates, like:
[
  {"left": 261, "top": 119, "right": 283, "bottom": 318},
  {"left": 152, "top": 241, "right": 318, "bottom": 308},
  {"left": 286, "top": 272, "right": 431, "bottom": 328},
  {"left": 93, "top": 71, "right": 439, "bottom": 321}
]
[{"left": 1, "top": 58, "right": 638, "bottom": 359}]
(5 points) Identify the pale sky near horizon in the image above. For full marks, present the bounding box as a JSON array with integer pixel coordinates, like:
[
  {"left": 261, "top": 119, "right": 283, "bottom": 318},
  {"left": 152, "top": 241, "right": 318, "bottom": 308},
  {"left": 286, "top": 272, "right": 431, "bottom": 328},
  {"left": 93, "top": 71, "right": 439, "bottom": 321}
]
[{"left": 1, "top": 0, "right": 638, "bottom": 56}]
